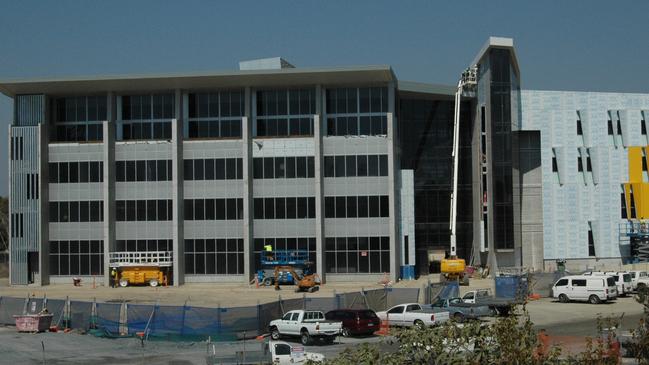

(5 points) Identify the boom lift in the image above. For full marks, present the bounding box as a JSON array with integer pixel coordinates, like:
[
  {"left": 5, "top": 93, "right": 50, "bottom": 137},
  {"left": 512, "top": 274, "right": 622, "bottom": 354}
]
[{"left": 442, "top": 66, "right": 478, "bottom": 284}]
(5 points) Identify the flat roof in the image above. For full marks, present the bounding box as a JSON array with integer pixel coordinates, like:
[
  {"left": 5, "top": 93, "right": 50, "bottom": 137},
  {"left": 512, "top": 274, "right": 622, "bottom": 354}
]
[
  {"left": 397, "top": 80, "right": 456, "bottom": 96},
  {"left": 471, "top": 36, "right": 520, "bottom": 76},
  {"left": 0, "top": 65, "right": 396, "bottom": 97}
]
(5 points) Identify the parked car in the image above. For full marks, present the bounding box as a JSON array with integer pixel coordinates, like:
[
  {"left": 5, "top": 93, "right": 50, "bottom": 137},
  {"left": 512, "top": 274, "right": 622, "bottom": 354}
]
[
  {"left": 269, "top": 310, "right": 342, "bottom": 346},
  {"left": 628, "top": 270, "right": 648, "bottom": 291},
  {"left": 461, "top": 289, "right": 524, "bottom": 315},
  {"left": 552, "top": 275, "right": 618, "bottom": 304},
  {"left": 375, "top": 303, "right": 450, "bottom": 328},
  {"left": 324, "top": 309, "right": 380, "bottom": 337},
  {"left": 427, "top": 297, "right": 493, "bottom": 322},
  {"left": 206, "top": 340, "right": 324, "bottom": 365},
  {"left": 583, "top": 271, "right": 632, "bottom": 296}
]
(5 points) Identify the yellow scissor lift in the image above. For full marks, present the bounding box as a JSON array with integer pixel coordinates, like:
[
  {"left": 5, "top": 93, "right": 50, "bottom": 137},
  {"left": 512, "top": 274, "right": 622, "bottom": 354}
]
[{"left": 109, "top": 251, "right": 172, "bottom": 287}]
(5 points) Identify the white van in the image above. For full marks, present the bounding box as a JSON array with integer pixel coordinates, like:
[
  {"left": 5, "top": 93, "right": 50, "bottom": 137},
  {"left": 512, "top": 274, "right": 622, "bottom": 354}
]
[
  {"left": 628, "top": 270, "right": 648, "bottom": 290},
  {"left": 552, "top": 275, "right": 618, "bottom": 304},
  {"left": 583, "top": 271, "right": 632, "bottom": 296}
]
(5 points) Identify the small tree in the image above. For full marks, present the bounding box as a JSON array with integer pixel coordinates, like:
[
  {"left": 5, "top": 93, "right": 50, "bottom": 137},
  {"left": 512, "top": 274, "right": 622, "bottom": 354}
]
[{"left": 626, "top": 286, "right": 649, "bottom": 363}]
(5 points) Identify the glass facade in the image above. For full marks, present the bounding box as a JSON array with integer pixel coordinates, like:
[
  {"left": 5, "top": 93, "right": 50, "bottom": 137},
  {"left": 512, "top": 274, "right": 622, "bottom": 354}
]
[
  {"left": 489, "top": 49, "right": 515, "bottom": 250},
  {"left": 399, "top": 98, "right": 473, "bottom": 275},
  {"left": 52, "top": 96, "right": 106, "bottom": 142}
]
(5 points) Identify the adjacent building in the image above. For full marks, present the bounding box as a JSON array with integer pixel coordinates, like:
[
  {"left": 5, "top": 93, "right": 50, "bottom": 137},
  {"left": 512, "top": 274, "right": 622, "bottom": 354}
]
[{"left": 3, "top": 37, "right": 649, "bottom": 286}]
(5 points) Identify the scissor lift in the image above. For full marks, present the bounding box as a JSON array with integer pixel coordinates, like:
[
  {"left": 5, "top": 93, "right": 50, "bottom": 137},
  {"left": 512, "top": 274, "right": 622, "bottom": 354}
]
[{"left": 109, "top": 251, "right": 172, "bottom": 287}]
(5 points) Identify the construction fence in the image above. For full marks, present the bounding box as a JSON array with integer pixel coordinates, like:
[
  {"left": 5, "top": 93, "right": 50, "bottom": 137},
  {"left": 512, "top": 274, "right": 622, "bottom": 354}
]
[{"left": 0, "top": 287, "right": 420, "bottom": 342}]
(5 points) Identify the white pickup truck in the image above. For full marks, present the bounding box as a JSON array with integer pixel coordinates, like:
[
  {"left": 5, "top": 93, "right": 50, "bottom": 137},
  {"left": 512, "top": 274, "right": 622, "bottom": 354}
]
[
  {"left": 269, "top": 310, "right": 342, "bottom": 345},
  {"left": 375, "top": 303, "right": 450, "bottom": 328}
]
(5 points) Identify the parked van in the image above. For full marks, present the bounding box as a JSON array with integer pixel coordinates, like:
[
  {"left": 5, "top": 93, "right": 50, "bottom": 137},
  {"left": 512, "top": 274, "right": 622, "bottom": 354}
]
[
  {"left": 584, "top": 271, "right": 632, "bottom": 296},
  {"left": 629, "top": 270, "right": 648, "bottom": 291},
  {"left": 552, "top": 275, "right": 618, "bottom": 304}
]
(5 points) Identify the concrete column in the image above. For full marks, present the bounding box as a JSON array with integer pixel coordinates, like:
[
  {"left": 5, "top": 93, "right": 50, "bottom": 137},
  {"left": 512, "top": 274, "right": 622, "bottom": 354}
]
[
  {"left": 102, "top": 119, "right": 115, "bottom": 286},
  {"left": 172, "top": 89, "right": 184, "bottom": 285},
  {"left": 314, "top": 114, "right": 325, "bottom": 281},
  {"left": 387, "top": 112, "right": 400, "bottom": 282},
  {"left": 37, "top": 123, "right": 49, "bottom": 285},
  {"left": 242, "top": 87, "right": 253, "bottom": 283}
]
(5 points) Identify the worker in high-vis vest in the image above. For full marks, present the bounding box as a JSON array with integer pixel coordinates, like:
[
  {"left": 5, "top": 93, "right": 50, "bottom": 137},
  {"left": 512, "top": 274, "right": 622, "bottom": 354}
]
[{"left": 264, "top": 244, "right": 273, "bottom": 260}]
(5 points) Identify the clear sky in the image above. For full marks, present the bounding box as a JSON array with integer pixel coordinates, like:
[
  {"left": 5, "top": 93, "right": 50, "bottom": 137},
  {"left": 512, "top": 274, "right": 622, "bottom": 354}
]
[{"left": 1, "top": 0, "right": 648, "bottom": 196}]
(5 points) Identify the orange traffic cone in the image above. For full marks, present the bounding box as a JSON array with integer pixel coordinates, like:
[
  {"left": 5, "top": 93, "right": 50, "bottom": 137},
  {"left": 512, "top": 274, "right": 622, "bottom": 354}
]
[{"left": 375, "top": 317, "right": 390, "bottom": 336}]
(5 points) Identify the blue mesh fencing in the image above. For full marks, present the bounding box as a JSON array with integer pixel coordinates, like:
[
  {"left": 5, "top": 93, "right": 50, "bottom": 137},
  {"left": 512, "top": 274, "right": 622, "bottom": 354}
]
[
  {"left": 0, "top": 297, "right": 26, "bottom": 325},
  {"left": 69, "top": 301, "right": 93, "bottom": 330},
  {"left": 44, "top": 299, "right": 66, "bottom": 327},
  {"left": 95, "top": 302, "right": 122, "bottom": 334}
]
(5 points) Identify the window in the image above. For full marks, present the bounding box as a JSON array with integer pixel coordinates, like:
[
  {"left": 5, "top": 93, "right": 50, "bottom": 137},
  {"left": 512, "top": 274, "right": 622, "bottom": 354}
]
[
  {"left": 588, "top": 224, "right": 596, "bottom": 257},
  {"left": 324, "top": 195, "right": 389, "bottom": 218},
  {"left": 183, "top": 158, "right": 243, "bottom": 181},
  {"left": 187, "top": 91, "right": 243, "bottom": 139},
  {"left": 253, "top": 197, "right": 316, "bottom": 219},
  {"left": 555, "top": 279, "right": 569, "bottom": 287},
  {"left": 571, "top": 279, "right": 587, "bottom": 287},
  {"left": 184, "top": 238, "right": 243, "bottom": 275},
  {"left": 387, "top": 306, "right": 403, "bottom": 314},
  {"left": 607, "top": 120, "right": 614, "bottom": 135},
  {"left": 183, "top": 199, "right": 243, "bottom": 220},
  {"left": 325, "top": 236, "right": 389, "bottom": 274},
  {"left": 323, "top": 155, "right": 388, "bottom": 178},
  {"left": 622, "top": 192, "right": 628, "bottom": 219},
  {"left": 256, "top": 89, "right": 315, "bottom": 137},
  {"left": 49, "top": 240, "right": 103, "bottom": 276},
  {"left": 552, "top": 155, "right": 558, "bottom": 173},
  {"left": 576, "top": 119, "right": 583, "bottom": 135},
  {"left": 51, "top": 96, "right": 106, "bottom": 142},
  {"left": 252, "top": 237, "right": 316, "bottom": 272},
  {"left": 116, "top": 200, "right": 172, "bottom": 221},
  {"left": 49, "top": 201, "right": 104, "bottom": 223},
  {"left": 49, "top": 162, "right": 104, "bottom": 183},
  {"left": 577, "top": 156, "right": 583, "bottom": 172},
  {"left": 120, "top": 94, "right": 173, "bottom": 141},
  {"left": 326, "top": 87, "right": 388, "bottom": 136}
]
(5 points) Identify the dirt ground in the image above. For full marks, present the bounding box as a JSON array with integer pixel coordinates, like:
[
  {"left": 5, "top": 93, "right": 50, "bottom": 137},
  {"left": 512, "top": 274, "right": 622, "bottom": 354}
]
[{"left": 0, "top": 275, "right": 480, "bottom": 307}]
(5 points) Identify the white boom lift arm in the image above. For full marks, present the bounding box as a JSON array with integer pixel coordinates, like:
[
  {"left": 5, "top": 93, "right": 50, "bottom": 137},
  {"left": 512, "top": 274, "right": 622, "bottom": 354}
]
[{"left": 449, "top": 66, "right": 478, "bottom": 257}]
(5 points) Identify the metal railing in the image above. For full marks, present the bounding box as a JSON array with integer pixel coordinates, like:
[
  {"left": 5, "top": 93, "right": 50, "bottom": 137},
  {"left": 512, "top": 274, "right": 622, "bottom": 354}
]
[{"left": 108, "top": 251, "right": 173, "bottom": 267}]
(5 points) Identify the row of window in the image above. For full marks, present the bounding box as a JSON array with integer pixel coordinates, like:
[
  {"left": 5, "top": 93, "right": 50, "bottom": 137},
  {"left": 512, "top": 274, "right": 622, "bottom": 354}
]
[
  {"left": 184, "top": 158, "right": 243, "bottom": 181},
  {"left": 49, "top": 240, "right": 104, "bottom": 276},
  {"left": 324, "top": 236, "right": 390, "bottom": 274},
  {"left": 184, "top": 239, "right": 244, "bottom": 275},
  {"left": 184, "top": 198, "right": 244, "bottom": 220},
  {"left": 253, "top": 197, "right": 316, "bottom": 219},
  {"left": 49, "top": 161, "right": 104, "bottom": 183},
  {"left": 26, "top": 173, "right": 39, "bottom": 200},
  {"left": 324, "top": 196, "right": 389, "bottom": 218},
  {"left": 52, "top": 123, "right": 104, "bottom": 143},
  {"left": 188, "top": 91, "right": 244, "bottom": 119},
  {"left": 49, "top": 201, "right": 104, "bottom": 222},
  {"left": 324, "top": 155, "right": 388, "bottom": 178},
  {"left": 253, "top": 156, "right": 315, "bottom": 179},
  {"left": 116, "top": 160, "right": 172, "bottom": 182},
  {"left": 116, "top": 200, "right": 173, "bottom": 222},
  {"left": 326, "top": 116, "right": 388, "bottom": 136},
  {"left": 256, "top": 89, "right": 316, "bottom": 117},
  {"left": 116, "top": 239, "right": 172, "bottom": 252},
  {"left": 256, "top": 118, "right": 314, "bottom": 137},
  {"left": 122, "top": 121, "right": 172, "bottom": 140},
  {"left": 122, "top": 94, "right": 174, "bottom": 120},
  {"left": 326, "top": 87, "right": 388, "bottom": 115},
  {"left": 187, "top": 120, "right": 242, "bottom": 139}
]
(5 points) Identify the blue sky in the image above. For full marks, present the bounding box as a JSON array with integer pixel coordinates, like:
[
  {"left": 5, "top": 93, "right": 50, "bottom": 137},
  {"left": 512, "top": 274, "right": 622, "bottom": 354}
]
[{"left": 1, "top": 1, "right": 648, "bottom": 195}]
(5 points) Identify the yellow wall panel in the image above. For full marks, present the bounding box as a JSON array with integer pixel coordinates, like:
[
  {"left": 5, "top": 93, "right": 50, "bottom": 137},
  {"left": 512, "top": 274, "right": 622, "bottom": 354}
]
[
  {"left": 629, "top": 147, "right": 643, "bottom": 183},
  {"left": 640, "top": 184, "right": 649, "bottom": 219}
]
